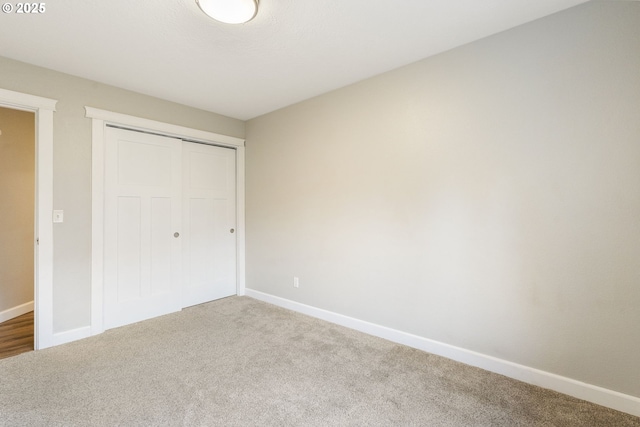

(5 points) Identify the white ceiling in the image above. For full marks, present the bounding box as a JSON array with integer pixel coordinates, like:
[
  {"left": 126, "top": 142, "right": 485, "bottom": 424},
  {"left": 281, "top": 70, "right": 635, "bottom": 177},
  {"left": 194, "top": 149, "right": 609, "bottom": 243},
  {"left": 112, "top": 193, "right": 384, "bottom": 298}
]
[{"left": 0, "top": 0, "right": 588, "bottom": 120}]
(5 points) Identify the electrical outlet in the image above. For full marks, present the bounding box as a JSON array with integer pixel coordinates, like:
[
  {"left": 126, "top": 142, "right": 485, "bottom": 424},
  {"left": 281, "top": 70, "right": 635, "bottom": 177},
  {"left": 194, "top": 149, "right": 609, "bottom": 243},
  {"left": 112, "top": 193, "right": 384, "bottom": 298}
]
[{"left": 293, "top": 276, "right": 299, "bottom": 288}]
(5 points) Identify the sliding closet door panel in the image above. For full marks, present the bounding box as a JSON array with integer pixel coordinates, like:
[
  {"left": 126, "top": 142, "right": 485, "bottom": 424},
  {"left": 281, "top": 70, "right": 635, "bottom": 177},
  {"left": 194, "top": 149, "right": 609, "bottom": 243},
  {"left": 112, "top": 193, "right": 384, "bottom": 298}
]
[
  {"left": 182, "top": 143, "right": 236, "bottom": 308},
  {"left": 104, "top": 127, "right": 182, "bottom": 330}
]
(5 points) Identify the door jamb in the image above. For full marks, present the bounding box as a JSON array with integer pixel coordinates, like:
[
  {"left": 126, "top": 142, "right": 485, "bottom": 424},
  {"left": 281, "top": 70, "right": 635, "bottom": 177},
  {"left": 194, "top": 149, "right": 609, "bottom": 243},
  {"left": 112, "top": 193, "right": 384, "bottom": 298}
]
[
  {"left": 85, "top": 107, "right": 245, "bottom": 336},
  {"left": 0, "top": 88, "right": 57, "bottom": 350}
]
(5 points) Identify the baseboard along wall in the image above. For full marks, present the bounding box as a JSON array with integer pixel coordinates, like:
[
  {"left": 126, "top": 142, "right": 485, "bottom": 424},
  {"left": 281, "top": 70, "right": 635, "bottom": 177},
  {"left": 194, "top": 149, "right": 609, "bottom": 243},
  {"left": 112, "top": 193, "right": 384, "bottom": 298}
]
[
  {"left": 0, "top": 301, "right": 34, "bottom": 324},
  {"left": 245, "top": 289, "right": 640, "bottom": 418}
]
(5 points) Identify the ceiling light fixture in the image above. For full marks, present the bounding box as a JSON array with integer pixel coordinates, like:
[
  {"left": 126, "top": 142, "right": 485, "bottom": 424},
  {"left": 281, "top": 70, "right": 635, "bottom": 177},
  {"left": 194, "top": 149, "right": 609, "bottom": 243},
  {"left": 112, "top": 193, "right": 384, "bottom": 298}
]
[{"left": 196, "top": 0, "right": 259, "bottom": 24}]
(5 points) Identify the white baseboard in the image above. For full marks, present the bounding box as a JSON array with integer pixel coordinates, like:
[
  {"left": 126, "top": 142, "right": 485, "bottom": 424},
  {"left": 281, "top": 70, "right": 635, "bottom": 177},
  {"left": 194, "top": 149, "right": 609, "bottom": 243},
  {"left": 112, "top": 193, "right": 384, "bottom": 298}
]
[
  {"left": 0, "top": 301, "right": 34, "bottom": 323},
  {"left": 245, "top": 289, "right": 640, "bottom": 418},
  {"left": 52, "top": 326, "right": 92, "bottom": 346}
]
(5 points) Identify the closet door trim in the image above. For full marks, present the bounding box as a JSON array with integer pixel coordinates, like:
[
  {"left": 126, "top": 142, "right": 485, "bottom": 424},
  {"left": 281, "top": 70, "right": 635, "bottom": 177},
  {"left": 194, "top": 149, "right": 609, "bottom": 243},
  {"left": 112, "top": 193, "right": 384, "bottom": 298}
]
[{"left": 86, "top": 107, "right": 245, "bottom": 338}]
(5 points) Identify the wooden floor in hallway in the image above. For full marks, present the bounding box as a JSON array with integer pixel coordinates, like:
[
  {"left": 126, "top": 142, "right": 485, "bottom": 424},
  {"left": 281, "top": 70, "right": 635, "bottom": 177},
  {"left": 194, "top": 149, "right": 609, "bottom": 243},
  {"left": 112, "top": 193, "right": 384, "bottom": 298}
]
[{"left": 0, "top": 311, "right": 33, "bottom": 360}]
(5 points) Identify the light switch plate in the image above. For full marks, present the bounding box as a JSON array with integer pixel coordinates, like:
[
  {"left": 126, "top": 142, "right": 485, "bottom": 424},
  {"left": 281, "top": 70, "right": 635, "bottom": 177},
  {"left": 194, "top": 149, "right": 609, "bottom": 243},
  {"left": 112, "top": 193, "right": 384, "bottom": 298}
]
[{"left": 53, "top": 210, "right": 64, "bottom": 223}]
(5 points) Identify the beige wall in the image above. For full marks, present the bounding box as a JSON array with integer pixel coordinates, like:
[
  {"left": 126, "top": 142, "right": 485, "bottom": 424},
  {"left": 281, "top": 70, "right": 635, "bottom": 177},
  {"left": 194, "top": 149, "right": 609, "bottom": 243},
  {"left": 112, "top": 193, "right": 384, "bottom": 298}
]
[
  {"left": 0, "top": 107, "right": 35, "bottom": 313},
  {"left": 0, "top": 56, "right": 244, "bottom": 332},
  {"left": 246, "top": 1, "right": 640, "bottom": 398}
]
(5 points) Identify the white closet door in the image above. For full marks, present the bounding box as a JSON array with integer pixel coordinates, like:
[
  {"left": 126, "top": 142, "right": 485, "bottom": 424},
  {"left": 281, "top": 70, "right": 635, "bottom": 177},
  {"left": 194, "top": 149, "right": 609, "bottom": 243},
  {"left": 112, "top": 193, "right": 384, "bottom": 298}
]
[
  {"left": 182, "top": 142, "right": 236, "bottom": 308},
  {"left": 104, "top": 127, "right": 182, "bottom": 329}
]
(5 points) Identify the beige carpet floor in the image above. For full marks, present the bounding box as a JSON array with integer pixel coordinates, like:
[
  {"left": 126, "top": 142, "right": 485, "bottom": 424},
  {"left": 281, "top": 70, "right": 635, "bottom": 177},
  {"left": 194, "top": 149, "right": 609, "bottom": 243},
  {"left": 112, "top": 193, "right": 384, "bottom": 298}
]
[{"left": 0, "top": 296, "right": 638, "bottom": 426}]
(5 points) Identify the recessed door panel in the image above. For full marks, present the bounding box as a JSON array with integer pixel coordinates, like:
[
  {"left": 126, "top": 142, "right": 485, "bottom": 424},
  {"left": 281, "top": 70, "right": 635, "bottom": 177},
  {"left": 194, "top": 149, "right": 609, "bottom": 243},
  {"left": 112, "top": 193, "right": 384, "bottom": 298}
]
[
  {"left": 116, "top": 196, "right": 142, "bottom": 302},
  {"left": 118, "top": 141, "right": 173, "bottom": 187},
  {"left": 150, "top": 197, "right": 173, "bottom": 295},
  {"left": 189, "top": 198, "right": 216, "bottom": 286}
]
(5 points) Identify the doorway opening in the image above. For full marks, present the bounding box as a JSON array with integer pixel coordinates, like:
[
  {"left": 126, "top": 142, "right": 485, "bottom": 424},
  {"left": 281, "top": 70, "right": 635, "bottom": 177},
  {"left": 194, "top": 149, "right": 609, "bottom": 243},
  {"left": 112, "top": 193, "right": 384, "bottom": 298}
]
[
  {"left": 0, "top": 106, "right": 35, "bottom": 359},
  {"left": 0, "top": 87, "right": 56, "bottom": 351}
]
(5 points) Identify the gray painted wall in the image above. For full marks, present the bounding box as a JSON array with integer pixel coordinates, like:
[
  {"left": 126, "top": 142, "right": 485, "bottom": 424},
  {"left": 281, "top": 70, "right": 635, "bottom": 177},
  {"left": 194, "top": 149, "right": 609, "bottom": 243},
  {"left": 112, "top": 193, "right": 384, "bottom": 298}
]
[
  {"left": 0, "top": 107, "right": 35, "bottom": 313},
  {"left": 0, "top": 57, "right": 244, "bottom": 332},
  {"left": 246, "top": 1, "right": 640, "bottom": 397}
]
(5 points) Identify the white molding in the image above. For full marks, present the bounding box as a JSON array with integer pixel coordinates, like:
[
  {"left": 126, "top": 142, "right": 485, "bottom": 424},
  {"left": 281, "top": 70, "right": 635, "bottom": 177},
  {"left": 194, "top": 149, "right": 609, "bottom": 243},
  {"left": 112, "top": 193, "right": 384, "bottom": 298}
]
[
  {"left": 0, "top": 301, "right": 34, "bottom": 323},
  {"left": 90, "top": 117, "right": 106, "bottom": 336},
  {"left": 84, "top": 107, "right": 244, "bottom": 147},
  {"left": 236, "top": 146, "right": 246, "bottom": 296},
  {"left": 0, "top": 87, "right": 57, "bottom": 350},
  {"left": 35, "top": 105, "right": 55, "bottom": 350},
  {"left": 245, "top": 289, "right": 640, "bottom": 418},
  {"left": 88, "top": 107, "right": 246, "bottom": 336},
  {"left": 52, "top": 326, "right": 92, "bottom": 346},
  {"left": 0, "top": 88, "right": 57, "bottom": 111}
]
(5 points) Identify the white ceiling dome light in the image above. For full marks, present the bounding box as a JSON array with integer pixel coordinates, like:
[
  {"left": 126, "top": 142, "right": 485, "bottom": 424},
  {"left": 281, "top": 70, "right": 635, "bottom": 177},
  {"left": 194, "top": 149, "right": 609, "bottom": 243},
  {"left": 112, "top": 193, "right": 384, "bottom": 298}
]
[{"left": 196, "top": 0, "right": 259, "bottom": 24}]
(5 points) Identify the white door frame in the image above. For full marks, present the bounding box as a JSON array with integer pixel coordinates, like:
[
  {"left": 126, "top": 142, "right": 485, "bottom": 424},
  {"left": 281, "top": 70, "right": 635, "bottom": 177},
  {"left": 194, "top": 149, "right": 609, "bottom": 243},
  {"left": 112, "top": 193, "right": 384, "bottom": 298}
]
[
  {"left": 0, "top": 88, "right": 57, "bottom": 350},
  {"left": 85, "top": 107, "right": 245, "bottom": 336}
]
